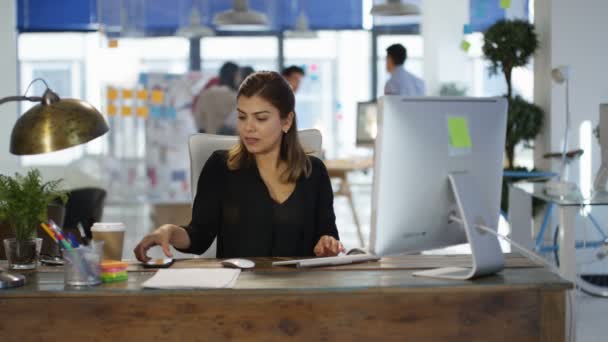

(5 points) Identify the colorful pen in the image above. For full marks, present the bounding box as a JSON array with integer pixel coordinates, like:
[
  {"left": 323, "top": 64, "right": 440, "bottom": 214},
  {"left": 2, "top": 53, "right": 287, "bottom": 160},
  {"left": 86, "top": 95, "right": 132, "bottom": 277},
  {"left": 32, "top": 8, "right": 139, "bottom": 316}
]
[{"left": 39, "top": 222, "right": 58, "bottom": 243}]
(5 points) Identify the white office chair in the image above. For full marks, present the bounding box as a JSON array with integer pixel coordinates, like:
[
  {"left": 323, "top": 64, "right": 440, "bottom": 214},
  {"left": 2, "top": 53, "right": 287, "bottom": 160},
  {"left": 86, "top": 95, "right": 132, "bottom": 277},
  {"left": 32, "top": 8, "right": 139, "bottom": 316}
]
[{"left": 187, "top": 129, "right": 323, "bottom": 257}]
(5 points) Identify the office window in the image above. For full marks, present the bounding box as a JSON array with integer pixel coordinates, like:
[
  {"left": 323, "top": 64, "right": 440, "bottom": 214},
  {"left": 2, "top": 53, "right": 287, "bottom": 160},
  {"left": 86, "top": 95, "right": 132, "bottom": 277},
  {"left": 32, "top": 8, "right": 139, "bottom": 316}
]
[
  {"left": 117, "top": 37, "right": 189, "bottom": 74},
  {"left": 285, "top": 30, "right": 372, "bottom": 158},
  {"left": 200, "top": 36, "right": 278, "bottom": 82}
]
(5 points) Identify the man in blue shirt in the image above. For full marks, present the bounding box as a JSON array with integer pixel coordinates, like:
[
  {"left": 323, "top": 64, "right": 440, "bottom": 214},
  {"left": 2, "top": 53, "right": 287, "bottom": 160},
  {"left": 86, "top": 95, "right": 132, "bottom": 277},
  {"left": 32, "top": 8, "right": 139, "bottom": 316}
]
[{"left": 384, "top": 44, "right": 426, "bottom": 96}]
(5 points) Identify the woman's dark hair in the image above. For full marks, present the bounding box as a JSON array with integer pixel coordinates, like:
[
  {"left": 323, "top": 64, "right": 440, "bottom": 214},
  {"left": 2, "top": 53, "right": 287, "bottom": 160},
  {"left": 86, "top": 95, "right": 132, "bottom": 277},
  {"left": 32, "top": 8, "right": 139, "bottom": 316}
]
[
  {"left": 218, "top": 62, "right": 239, "bottom": 91},
  {"left": 227, "top": 71, "right": 311, "bottom": 182}
]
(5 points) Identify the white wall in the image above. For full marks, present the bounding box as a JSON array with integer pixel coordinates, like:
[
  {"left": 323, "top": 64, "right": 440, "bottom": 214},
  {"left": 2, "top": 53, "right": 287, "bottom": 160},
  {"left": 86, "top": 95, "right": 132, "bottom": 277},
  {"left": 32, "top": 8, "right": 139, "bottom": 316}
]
[
  {"left": 0, "top": 0, "right": 19, "bottom": 171},
  {"left": 535, "top": 0, "right": 608, "bottom": 191},
  {"left": 533, "top": 0, "right": 608, "bottom": 277},
  {"left": 422, "top": 0, "right": 470, "bottom": 95}
]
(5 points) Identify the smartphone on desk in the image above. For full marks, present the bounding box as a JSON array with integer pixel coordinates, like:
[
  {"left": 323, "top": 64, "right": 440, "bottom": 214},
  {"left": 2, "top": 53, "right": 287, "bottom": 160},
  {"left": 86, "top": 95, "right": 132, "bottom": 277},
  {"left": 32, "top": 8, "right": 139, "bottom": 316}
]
[{"left": 142, "top": 258, "right": 174, "bottom": 268}]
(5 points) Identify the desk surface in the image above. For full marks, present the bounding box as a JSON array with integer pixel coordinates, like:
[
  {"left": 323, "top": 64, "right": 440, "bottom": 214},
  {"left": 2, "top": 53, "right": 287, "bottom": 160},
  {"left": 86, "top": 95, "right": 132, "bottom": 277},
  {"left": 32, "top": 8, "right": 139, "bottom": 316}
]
[
  {"left": 0, "top": 254, "right": 571, "bottom": 342},
  {"left": 2, "top": 254, "right": 570, "bottom": 297}
]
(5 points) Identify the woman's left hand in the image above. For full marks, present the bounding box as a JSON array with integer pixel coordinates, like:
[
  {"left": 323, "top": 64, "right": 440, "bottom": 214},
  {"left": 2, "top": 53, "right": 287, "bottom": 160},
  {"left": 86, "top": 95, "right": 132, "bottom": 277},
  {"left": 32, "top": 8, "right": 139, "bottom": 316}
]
[{"left": 314, "top": 235, "right": 345, "bottom": 257}]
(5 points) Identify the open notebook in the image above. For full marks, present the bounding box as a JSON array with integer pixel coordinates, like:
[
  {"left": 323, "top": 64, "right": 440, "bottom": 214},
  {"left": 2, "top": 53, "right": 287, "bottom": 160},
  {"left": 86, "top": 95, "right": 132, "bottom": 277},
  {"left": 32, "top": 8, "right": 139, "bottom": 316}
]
[{"left": 272, "top": 249, "right": 380, "bottom": 268}]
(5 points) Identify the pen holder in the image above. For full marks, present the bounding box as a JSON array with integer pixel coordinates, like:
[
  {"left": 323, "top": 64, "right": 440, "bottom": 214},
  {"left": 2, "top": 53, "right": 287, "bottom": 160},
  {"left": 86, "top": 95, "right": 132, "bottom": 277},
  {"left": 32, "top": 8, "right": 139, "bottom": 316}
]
[{"left": 63, "top": 240, "right": 104, "bottom": 286}]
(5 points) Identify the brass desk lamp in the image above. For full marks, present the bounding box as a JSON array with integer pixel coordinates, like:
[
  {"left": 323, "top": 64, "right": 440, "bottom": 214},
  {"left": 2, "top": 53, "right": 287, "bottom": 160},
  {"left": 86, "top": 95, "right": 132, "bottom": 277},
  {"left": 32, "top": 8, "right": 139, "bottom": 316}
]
[{"left": 0, "top": 78, "right": 109, "bottom": 288}]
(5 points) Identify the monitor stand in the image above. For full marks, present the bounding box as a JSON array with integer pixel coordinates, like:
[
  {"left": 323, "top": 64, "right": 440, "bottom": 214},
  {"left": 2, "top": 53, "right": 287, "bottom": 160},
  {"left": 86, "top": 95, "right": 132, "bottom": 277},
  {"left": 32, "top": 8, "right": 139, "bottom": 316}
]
[{"left": 413, "top": 173, "right": 505, "bottom": 280}]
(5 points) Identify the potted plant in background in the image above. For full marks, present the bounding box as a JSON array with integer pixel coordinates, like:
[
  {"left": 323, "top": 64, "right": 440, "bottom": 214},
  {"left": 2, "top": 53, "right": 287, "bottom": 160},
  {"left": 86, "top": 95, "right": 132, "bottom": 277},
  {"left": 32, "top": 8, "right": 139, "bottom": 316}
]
[
  {"left": 0, "top": 169, "right": 67, "bottom": 269},
  {"left": 439, "top": 82, "right": 467, "bottom": 97},
  {"left": 482, "top": 19, "right": 545, "bottom": 213}
]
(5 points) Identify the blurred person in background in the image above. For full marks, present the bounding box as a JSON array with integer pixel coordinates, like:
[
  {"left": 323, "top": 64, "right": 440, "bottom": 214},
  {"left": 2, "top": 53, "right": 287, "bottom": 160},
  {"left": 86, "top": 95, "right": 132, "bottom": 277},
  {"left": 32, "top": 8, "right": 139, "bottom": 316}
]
[
  {"left": 238, "top": 66, "right": 255, "bottom": 86},
  {"left": 281, "top": 65, "right": 305, "bottom": 93},
  {"left": 384, "top": 43, "right": 425, "bottom": 96},
  {"left": 192, "top": 62, "right": 239, "bottom": 135}
]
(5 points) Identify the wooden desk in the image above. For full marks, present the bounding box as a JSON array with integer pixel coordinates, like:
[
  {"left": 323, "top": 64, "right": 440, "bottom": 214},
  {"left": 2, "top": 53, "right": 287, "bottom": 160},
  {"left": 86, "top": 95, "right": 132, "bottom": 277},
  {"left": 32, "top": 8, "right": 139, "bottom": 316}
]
[
  {"left": 324, "top": 158, "right": 374, "bottom": 246},
  {"left": 0, "top": 255, "right": 571, "bottom": 341}
]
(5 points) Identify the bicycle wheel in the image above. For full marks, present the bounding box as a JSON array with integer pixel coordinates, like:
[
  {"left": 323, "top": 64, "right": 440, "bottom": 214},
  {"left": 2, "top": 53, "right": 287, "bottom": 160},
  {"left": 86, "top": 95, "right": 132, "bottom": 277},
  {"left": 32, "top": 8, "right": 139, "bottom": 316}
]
[{"left": 554, "top": 222, "right": 608, "bottom": 297}]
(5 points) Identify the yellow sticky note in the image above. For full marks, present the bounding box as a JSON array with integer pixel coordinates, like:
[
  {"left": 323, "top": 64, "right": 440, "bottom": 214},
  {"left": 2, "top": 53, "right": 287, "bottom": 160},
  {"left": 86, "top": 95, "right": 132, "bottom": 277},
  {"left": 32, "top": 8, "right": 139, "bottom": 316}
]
[
  {"left": 448, "top": 117, "right": 472, "bottom": 148},
  {"left": 460, "top": 40, "right": 471, "bottom": 52},
  {"left": 122, "top": 89, "right": 133, "bottom": 99},
  {"left": 107, "top": 87, "right": 118, "bottom": 101},
  {"left": 500, "top": 0, "right": 511, "bottom": 9},
  {"left": 121, "top": 106, "right": 132, "bottom": 116},
  {"left": 151, "top": 90, "right": 164, "bottom": 105},
  {"left": 107, "top": 104, "right": 118, "bottom": 116},
  {"left": 136, "top": 89, "right": 148, "bottom": 100},
  {"left": 136, "top": 107, "right": 149, "bottom": 118}
]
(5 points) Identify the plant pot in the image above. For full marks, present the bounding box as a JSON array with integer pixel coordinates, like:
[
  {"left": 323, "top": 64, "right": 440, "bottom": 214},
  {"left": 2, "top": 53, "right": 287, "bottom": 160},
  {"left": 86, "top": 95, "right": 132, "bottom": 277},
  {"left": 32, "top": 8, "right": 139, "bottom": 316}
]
[{"left": 3, "top": 237, "right": 43, "bottom": 270}]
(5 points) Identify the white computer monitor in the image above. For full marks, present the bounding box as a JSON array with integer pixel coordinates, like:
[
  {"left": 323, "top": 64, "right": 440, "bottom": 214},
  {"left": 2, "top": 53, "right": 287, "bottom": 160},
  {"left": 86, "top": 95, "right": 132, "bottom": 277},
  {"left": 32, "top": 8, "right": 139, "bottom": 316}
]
[{"left": 369, "top": 96, "right": 508, "bottom": 279}]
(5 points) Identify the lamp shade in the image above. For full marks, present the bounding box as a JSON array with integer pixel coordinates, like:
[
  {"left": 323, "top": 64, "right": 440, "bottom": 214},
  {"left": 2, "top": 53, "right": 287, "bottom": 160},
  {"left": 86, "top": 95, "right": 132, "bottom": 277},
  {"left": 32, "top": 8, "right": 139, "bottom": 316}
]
[
  {"left": 9, "top": 90, "right": 109, "bottom": 155},
  {"left": 176, "top": 7, "right": 214, "bottom": 38},
  {"left": 213, "top": 0, "right": 269, "bottom": 31},
  {"left": 284, "top": 11, "right": 317, "bottom": 39},
  {"left": 370, "top": 0, "right": 420, "bottom": 16}
]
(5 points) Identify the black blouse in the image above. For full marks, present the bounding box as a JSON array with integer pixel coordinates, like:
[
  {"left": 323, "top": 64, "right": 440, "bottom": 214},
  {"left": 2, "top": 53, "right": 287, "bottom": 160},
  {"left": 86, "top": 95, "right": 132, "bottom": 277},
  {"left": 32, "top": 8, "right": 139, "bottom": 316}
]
[{"left": 178, "top": 151, "right": 340, "bottom": 258}]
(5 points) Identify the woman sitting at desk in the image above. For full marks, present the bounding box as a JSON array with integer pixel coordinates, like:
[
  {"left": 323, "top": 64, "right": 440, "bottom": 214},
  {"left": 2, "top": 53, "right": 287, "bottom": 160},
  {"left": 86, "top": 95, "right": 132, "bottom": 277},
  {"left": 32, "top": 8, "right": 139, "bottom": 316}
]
[{"left": 134, "top": 71, "right": 343, "bottom": 260}]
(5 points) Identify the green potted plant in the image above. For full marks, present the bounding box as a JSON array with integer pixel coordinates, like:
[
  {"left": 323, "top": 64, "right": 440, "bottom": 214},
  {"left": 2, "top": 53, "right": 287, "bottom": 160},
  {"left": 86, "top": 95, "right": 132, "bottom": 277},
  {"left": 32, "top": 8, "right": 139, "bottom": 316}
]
[
  {"left": 0, "top": 169, "right": 67, "bottom": 269},
  {"left": 482, "top": 19, "right": 544, "bottom": 169},
  {"left": 482, "top": 19, "right": 545, "bottom": 213},
  {"left": 439, "top": 82, "right": 467, "bottom": 97}
]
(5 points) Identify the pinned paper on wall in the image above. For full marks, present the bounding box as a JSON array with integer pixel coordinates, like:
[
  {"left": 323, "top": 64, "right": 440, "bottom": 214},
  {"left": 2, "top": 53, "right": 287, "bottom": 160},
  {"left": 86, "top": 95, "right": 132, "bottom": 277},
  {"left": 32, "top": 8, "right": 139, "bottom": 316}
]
[
  {"left": 150, "top": 106, "right": 163, "bottom": 118},
  {"left": 499, "top": 0, "right": 511, "bottom": 9},
  {"left": 107, "top": 87, "right": 118, "bottom": 101},
  {"left": 448, "top": 117, "right": 472, "bottom": 148},
  {"left": 107, "top": 104, "right": 118, "bottom": 116},
  {"left": 121, "top": 106, "right": 132, "bottom": 116},
  {"left": 463, "top": 24, "right": 473, "bottom": 35},
  {"left": 136, "top": 107, "right": 150, "bottom": 118},
  {"left": 122, "top": 89, "right": 133, "bottom": 99},
  {"left": 151, "top": 90, "right": 164, "bottom": 105},
  {"left": 460, "top": 40, "right": 471, "bottom": 52},
  {"left": 136, "top": 89, "right": 148, "bottom": 100}
]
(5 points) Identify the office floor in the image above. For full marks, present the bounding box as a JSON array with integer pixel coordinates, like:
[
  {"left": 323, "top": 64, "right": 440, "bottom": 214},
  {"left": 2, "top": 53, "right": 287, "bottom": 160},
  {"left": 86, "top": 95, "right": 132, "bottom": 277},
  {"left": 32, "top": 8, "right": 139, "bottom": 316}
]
[{"left": 106, "top": 169, "right": 607, "bottom": 341}]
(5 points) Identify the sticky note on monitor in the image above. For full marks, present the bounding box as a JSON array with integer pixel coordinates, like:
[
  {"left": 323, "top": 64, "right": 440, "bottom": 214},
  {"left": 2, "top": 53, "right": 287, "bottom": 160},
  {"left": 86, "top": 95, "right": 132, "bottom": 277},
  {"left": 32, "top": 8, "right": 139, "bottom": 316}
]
[
  {"left": 448, "top": 117, "right": 472, "bottom": 148},
  {"left": 460, "top": 40, "right": 471, "bottom": 52},
  {"left": 500, "top": 0, "right": 511, "bottom": 9}
]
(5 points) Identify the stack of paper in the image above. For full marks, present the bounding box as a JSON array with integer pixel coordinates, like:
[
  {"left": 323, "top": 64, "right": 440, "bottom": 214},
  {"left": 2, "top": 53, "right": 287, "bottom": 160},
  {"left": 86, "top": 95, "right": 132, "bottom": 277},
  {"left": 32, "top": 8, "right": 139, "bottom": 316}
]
[{"left": 142, "top": 268, "right": 240, "bottom": 289}]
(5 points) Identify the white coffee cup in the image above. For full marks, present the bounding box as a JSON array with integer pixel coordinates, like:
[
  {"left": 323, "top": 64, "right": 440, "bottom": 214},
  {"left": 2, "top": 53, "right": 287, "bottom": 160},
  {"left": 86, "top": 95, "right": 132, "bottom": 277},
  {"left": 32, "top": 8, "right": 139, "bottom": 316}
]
[{"left": 91, "top": 222, "right": 125, "bottom": 261}]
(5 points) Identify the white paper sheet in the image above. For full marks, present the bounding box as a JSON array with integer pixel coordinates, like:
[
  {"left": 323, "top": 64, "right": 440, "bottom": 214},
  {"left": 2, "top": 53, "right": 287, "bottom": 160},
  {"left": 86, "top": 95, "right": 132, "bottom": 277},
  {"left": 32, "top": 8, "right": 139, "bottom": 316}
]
[{"left": 142, "top": 268, "right": 241, "bottom": 289}]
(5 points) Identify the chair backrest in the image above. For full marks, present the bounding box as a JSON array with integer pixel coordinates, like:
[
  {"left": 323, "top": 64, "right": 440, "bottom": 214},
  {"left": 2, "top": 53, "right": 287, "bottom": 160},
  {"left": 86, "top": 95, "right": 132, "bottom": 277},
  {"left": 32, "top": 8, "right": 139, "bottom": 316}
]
[
  {"left": 188, "top": 129, "right": 322, "bottom": 199},
  {"left": 187, "top": 129, "right": 322, "bottom": 258},
  {"left": 63, "top": 187, "right": 107, "bottom": 239}
]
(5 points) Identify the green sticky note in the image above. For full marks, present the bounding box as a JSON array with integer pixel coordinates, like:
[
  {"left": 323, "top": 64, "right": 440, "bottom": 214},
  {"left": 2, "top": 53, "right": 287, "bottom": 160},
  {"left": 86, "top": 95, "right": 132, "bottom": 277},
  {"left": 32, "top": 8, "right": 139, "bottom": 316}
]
[
  {"left": 500, "top": 0, "right": 511, "bottom": 9},
  {"left": 460, "top": 40, "right": 471, "bottom": 52},
  {"left": 448, "top": 117, "right": 472, "bottom": 148}
]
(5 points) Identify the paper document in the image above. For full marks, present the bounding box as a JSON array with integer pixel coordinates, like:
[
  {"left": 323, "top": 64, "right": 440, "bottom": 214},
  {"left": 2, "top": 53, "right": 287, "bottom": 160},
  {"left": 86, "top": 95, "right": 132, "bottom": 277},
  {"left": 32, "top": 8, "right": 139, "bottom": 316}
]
[{"left": 142, "top": 268, "right": 240, "bottom": 289}]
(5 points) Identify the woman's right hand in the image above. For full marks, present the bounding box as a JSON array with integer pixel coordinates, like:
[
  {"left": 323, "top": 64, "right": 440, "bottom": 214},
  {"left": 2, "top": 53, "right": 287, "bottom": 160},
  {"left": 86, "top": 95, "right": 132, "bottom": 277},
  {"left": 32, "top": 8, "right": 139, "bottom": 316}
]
[{"left": 133, "top": 224, "right": 179, "bottom": 262}]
